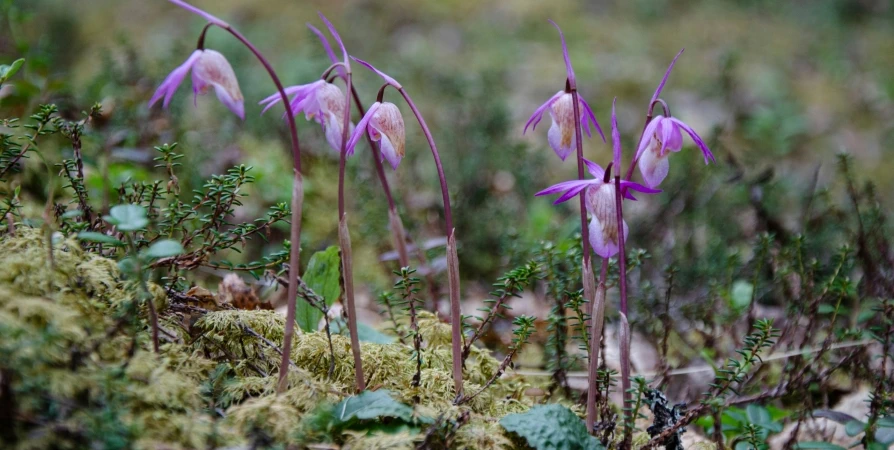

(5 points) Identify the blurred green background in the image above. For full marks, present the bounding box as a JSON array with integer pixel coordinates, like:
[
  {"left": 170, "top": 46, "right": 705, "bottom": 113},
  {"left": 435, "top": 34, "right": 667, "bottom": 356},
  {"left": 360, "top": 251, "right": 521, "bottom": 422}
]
[{"left": 2, "top": 0, "right": 893, "bottom": 291}]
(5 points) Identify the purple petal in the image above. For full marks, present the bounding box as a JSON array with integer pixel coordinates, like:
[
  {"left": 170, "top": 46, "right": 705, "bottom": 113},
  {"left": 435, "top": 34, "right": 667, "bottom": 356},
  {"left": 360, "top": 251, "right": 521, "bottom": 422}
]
[
  {"left": 535, "top": 179, "right": 593, "bottom": 197},
  {"left": 670, "top": 117, "right": 715, "bottom": 164},
  {"left": 168, "top": 0, "right": 228, "bottom": 27},
  {"left": 149, "top": 50, "right": 202, "bottom": 109},
  {"left": 524, "top": 91, "right": 562, "bottom": 134},
  {"left": 611, "top": 97, "right": 621, "bottom": 169},
  {"left": 346, "top": 102, "right": 380, "bottom": 155},
  {"left": 307, "top": 23, "right": 345, "bottom": 78},
  {"left": 651, "top": 48, "right": 684, "bottom": 104},
  {"left": 583, "top": 158, "right": 605, "bottom": 179},
  {"left": 547, "top": 19, "right": 575, "bottom": 86},
  {"left": 317, "top": 12, "right": 348, "bottom": 65},
  {"left": 351, "top": 56, "right": 402, "bottom": 89},
  {"left": 258, "top": 85, "right": 305, "bottom": 115},
  {"left": 553, "top": 183, "right": 590, "bottom": 204},
  {"left": 211, "top": 83, "right": 244, "bottom": 119},
  {"left": 621, "top": 180, "right": 661, "bottom": 194},
  {"left": 620, "top": 179, "right": 661, "bottom": 199},
  {"left": 579, "top": 96, "right": 606, "bottom": 143}
]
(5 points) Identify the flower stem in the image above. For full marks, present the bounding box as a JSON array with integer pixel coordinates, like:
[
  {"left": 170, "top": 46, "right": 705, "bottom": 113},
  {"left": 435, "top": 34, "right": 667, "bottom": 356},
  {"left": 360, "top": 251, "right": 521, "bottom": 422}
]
[
  {"left": 212, "top": 24, "right": 304, "bottom": 394},
  {"left": 397, "top": 87, "right": 463, "bottom": 398},
  {"left": 585, "top": 257, "right": 608, "bottom": 433},
  {"left": 569, "top": 89, "right": 592, "bottom": 265},
  {"left": 614, "top": 174, "right": 633, "bottom": 449},
  {"left": 570, "top": 86, "right": 602, "bottom": 432},
  {"left": 338, "top": 72, "right": 366, "bottom": 392}
]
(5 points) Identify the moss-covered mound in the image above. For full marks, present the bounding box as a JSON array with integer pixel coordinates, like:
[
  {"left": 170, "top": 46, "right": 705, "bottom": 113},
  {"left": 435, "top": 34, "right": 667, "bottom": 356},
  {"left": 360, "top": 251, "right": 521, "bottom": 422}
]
[{"left": 0, "top": 229, "right": 537, "bottom": 449}]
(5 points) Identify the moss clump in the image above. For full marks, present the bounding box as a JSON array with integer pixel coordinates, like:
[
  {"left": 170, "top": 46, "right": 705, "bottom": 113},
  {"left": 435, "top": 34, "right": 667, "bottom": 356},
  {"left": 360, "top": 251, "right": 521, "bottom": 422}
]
[{"left": 0, "top": 229, "right": 548, "bottom": 448}]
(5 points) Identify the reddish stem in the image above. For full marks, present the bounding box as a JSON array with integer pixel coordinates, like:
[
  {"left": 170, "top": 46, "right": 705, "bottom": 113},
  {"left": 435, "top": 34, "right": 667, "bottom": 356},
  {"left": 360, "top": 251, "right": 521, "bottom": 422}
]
[
  {"left": 615, "top": 174, "right": 632, "bottom": 448},
  {"left": 570, "top": 88, "right": 592, "bottom": 265},
  {"left": 337, "top": 72, "right": 366, "bottom": 392},
  {"left": 397, "top": 87, "right": 463, "bottom": 398},
  {"left": 585, "top": 257, "right": 609, "bottom": 433},
  {"left": 212, "top": 24, "right": 303, "bottom": 394}
]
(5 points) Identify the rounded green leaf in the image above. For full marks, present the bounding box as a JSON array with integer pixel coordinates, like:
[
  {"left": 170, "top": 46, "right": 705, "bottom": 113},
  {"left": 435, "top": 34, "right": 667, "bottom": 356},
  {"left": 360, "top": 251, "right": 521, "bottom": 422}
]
[
  {"left": 106, "top": 204, "right": 148, "bottom": 231},
  {"left": 144, "top": 240, "right": 184, "bottom": 258},
  {"left": 500, "top": 404, "right": 604, "bottom": 450},
  {"left": 77, "top": 231, "right": 124, "bottom": 246},
  {"left": 747, "top": 404, "right": 772, "bottom": 426}
]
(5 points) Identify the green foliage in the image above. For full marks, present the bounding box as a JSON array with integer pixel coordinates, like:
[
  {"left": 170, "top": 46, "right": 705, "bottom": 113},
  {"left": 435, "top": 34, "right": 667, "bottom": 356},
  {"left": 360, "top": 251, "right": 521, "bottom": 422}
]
[
  {"left": 104, "top": 204, "right": 148, "bottom": 231},
  {"left": 335, "top": 389, "right": 419, "bottom": 424},
  {"left": 0, "top": 58, "right": 24, "bottom": 84},
  {"left": 697, "top": 404, "right": 786, "bottom": 450},
  {"left": 297, "top": 246, "right": 341, "bottom": 332},
  {"left": 499, "top": 404, "right": 604, "bottom": 450}
]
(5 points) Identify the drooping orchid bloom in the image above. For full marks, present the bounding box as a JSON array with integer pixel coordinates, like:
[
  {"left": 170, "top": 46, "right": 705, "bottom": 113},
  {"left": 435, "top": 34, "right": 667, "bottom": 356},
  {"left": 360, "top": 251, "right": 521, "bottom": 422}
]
[
  {"left": 523, "top": 20, "right": 605, "bottom": 161},
  {"left": 633, "top": 115, "right": 715, "bottom": 188},
  {"left": 536, "top": 160, "right": 658, "bottom": 257},
  {"left": 259, "top": 80, "right": 354, "bottom": 152},
  {"left": 149, "top": 49, "right": 245, "bottom": 119},
  {"left": 346, "top": 102, "right": 406, "bottom": 169},
  {"left": 259, "top": 13, "right": 356, "bottom": 153},
  {"left": 632, "top": 49, "right": 715, "bottom": 188}
]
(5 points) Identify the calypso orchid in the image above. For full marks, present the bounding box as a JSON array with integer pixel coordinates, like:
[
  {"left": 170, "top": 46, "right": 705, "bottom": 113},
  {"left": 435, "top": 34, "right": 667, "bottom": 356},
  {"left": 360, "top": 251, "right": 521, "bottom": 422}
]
[
  {"left": 633, "top": 114, "right": 715, "bottom": 188},
  {"left": 536, "top": 159, "right": 657, "bottom": 258},
  {"left": 149, "top": 48, "right": 245, "bottom": 119},
  {"left": 631, "top": 48, "right": 716, "bottom": 188},
  {"left": 259, "top": 79, "right": 355, "bottom": 152},
  {"left": 523, "top": 20, "right": 605, "bottom": 161},
  {"left": 346, "top": 101, "right": 406, "bottom": 169},
  {"left": 525, "top": 90, "right": 604, "bottom": 161}
]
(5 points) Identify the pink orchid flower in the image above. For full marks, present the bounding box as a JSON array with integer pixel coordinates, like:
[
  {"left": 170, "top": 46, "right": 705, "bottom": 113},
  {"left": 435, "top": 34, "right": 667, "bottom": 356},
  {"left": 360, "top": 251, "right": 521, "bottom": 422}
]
[
  {"left": 523, "top": 20, "right": 605, "bottom": 161},
  {"left": 346, "top": 102, "right": 406, "bottom": 169},
  {"left": 633, "top": 49, "right": 716, "bottom": 188},
  {"left": 633, "top": 115, "right": 715, "bottom": 188},
  {"left": 149, "top": 49, "right": 244, "bottom": 119},
  {"left": 536, "top": 160, "right": 658, "bottom": 258},
  {"left": 259, "top": 80, "right": 354, "bottom": 152}
]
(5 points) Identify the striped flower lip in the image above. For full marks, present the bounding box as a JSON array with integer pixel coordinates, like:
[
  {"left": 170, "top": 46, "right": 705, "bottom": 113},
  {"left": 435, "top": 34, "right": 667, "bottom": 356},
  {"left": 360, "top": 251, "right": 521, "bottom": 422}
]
[
  {"left": 346, "top": 102, "right": 406, "bottom": 170},
  {"left": 585, "top": 181, "right": 628, "bottom": 258},
  {"left": 149, "top": 49, "right": 244, "bottom": 119}
]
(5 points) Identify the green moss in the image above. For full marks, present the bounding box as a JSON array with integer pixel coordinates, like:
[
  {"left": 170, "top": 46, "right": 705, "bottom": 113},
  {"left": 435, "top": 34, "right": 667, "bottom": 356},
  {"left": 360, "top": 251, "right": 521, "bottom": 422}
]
[{"left": 0, "top": 230, "right": 539, "bottom": 448}]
